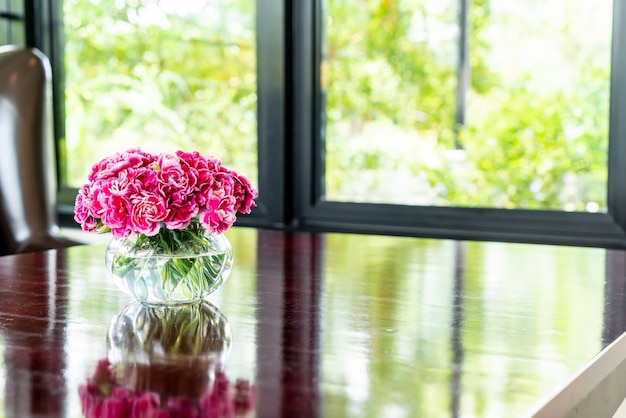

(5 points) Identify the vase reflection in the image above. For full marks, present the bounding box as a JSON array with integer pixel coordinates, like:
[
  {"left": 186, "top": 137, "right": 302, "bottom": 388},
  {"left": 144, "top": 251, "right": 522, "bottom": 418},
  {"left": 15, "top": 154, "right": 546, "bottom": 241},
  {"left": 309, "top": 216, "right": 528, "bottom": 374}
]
[{"left": 79, "top": 301, "right": 255, "bottom": 418}]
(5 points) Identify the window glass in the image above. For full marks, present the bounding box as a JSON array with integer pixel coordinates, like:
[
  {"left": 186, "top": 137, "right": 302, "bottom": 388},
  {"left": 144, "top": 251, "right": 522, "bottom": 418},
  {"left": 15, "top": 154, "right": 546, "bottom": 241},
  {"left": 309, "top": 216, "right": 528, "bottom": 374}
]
[
  {"left": 323, "top": 0, "right": 611, "bottom": 212},
  {"left": 0, "top": 0, "right": 24, "bottom": 46},
  {"left": 62, "top": 0, "right": 257, "bottom": 188}
]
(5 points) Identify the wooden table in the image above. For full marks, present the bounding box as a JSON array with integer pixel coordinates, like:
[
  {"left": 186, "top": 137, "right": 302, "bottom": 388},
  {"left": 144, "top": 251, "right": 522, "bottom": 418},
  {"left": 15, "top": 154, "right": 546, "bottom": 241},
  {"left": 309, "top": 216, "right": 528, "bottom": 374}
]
[{"left": 1, "top": 227, "right": 626, "bottom": 418}]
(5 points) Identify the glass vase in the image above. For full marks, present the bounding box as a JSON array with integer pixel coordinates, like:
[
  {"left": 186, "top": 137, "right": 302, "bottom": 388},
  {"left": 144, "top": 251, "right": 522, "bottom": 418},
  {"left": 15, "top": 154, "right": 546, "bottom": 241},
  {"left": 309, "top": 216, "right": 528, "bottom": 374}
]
[{"left": 105, "top": 223, "right": 234, "bottom": 305}]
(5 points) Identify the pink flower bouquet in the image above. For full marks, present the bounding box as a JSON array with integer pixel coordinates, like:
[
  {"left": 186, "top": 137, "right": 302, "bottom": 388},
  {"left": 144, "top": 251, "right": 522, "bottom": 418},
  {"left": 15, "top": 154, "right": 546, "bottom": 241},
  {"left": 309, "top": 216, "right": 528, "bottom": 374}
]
[
  {"left": 73, "top": 148, "right": 257, "bottom": 304},
  {"left": 74, "top": 148, "right": 257, "bottom": 237}
]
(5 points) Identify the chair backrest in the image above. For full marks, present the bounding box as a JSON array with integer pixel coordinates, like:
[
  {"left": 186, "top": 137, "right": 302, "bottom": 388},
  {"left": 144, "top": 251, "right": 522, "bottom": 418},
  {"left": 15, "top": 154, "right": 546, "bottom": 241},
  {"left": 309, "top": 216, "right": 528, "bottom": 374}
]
[{"left": 0, "top": 46, "right": 78, "bottom": 254}]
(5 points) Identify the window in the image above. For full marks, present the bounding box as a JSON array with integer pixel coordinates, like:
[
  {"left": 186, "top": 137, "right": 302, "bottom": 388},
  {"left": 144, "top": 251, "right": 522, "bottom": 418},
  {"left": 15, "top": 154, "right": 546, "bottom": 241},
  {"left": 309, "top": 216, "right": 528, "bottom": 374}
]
[
  {"left": 290, "top": 0, "right": 626, "bottom": 247},
  {"left": 61, "top": 0, "right": 257, "bottom": 191},
  {"left": 21, "top": 0, "right": 626, "bottom": 247},
  {"left": 323, "top": 0, "right": 611, "bottom": 212}
]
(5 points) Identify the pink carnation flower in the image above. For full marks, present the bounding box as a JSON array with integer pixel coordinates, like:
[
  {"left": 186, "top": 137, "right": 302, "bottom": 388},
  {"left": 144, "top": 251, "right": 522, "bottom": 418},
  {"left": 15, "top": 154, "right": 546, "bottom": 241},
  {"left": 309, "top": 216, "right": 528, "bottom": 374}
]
[
  {"left": 231, "top": 173, "right": 257, "bottom": 214},
  {"left": 200, "top": 195, "right": 237, "bottom": 235},
  {"left": 129, "top": 191, "right": 170, "bottom": 236}
]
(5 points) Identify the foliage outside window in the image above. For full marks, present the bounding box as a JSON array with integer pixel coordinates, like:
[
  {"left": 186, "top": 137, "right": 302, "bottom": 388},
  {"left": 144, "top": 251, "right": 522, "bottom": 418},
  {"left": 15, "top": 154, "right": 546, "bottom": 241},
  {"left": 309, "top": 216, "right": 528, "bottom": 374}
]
[
  {"left": 62, "top": 0, "right": 257, "bottom": 189},
  {"left": 323, "top": 0, "right": 611, "bottom": 212}
]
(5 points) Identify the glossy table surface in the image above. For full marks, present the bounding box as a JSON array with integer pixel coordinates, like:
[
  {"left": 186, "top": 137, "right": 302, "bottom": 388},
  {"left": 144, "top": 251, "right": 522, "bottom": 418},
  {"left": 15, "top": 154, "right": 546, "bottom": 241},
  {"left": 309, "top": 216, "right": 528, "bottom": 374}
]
[{"left": 1, "top": 227, "right": 626, "bottom": 418}]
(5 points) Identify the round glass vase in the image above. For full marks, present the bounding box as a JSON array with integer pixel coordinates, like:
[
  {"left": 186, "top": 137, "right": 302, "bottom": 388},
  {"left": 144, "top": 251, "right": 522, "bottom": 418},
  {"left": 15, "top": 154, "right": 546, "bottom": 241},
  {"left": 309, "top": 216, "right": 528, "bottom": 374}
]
[{"left": 105, "top": 222, "right": 233, "bottom": 305}]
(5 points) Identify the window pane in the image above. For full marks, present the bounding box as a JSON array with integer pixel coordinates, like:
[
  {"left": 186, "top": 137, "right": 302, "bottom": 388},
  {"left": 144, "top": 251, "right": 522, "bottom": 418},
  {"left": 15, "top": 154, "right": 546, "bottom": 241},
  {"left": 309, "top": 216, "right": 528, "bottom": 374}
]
[
  {"left": 0, "top": 0, "right": 24, "bottom": 46},
  {"left": 62, "top": 0, "right": 257, "bottom": 188},
  {"left": 323, "top": 0, "right": 612, "bottom": 212}
]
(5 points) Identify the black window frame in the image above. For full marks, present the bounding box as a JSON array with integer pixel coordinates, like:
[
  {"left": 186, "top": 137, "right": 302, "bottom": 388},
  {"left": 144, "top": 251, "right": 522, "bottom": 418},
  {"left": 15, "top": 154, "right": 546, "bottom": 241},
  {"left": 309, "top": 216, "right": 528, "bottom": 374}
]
[
  {"left": 24, "top": 0, "right": 626, "bottom": 248},
  {"left": 290, "top": 0, "right": 626, "bottom": 248}
]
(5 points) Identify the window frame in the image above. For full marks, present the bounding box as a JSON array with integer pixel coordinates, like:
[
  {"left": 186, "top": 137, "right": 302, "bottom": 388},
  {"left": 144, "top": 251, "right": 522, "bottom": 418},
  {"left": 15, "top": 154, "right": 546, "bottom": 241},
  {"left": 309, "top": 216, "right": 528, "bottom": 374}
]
[{"left": 27, "top": 0, "right": 626, "bottom": 248}]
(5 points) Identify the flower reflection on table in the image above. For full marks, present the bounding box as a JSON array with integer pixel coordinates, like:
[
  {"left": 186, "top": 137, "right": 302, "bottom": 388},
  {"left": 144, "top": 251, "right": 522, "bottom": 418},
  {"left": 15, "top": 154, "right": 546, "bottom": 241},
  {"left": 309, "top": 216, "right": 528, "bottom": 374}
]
[{"left": 79, "top": 301, "right": 255, "bottom": 418}]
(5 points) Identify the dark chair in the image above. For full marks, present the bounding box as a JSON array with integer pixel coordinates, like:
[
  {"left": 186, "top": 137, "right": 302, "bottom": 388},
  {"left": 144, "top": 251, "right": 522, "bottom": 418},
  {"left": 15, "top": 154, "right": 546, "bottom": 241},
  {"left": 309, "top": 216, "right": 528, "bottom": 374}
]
[{"left": 0, "top": 46, "right": 79, "bottom": 255}]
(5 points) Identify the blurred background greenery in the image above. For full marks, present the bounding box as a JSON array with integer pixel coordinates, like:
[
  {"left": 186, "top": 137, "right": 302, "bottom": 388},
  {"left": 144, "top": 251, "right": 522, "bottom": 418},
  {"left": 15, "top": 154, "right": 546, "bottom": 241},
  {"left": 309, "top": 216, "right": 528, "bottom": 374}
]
[
  {"left": 63, "top": 0, "right": 257, "bottom": 186},
  {"left": 323, "top": 0, "right": 610, "bottom": 210},
  {"left": 62, "top": 0, "right": 612, "bottom": 211}
]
